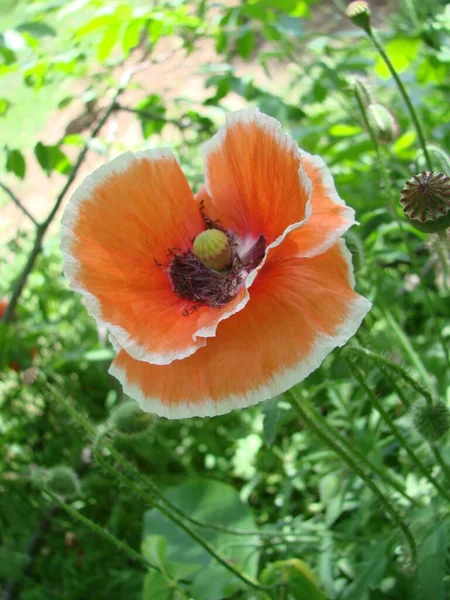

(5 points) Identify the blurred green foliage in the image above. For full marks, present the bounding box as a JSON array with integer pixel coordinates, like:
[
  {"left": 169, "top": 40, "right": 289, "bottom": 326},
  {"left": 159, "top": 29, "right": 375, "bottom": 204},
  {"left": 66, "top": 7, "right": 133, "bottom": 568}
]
[{"left": 1, "top": 0, "right": 450, "bottom": 599}]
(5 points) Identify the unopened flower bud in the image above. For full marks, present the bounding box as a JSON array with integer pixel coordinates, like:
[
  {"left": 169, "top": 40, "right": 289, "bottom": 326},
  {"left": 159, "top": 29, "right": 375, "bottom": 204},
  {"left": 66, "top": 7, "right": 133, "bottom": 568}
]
[
  {"left": 193, "top": 229, "right": 232, "bottom": 271},
  {"left": 44, "top": 466, "right": 80, "bottom": 497},
  {"left": 414, "top": 400, "right": 450, "bottom": 441},
  {"left": 354, "top": 79, "right": 373, "bottom": 107},
  {"left": 400, "top": 171, "right": 450, "bottom": 234},
  {"left": 345, "top": 1, "right": 371, "bottom": 34},
  {"left": 110, "top": 400, "right": 154, "bottom": 438},
  {"left": 367, "top": 103, "right": 399, "bottom": 143}
]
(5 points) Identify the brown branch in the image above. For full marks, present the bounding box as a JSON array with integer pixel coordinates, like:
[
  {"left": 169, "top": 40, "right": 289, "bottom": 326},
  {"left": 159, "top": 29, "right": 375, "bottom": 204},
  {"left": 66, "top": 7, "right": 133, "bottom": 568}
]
[
  {"left": 114, "top": 103, "right": 189, "bottom": 129},
  {"left": 3, "top": 66, "right": 142, "bottom": 325},
  {"left": 0, "top": 181, "right": 39, "bottom": 227}
]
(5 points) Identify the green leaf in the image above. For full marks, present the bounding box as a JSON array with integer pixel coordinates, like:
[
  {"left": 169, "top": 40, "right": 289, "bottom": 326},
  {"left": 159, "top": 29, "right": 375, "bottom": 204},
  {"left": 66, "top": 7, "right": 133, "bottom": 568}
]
[
  {"left": 17, "top": 22, "right": 56, "bottom": 38},
  {"left": 262, "top": 396, "right": 279, "bottom": 446},
  {"left": 0, "top": 97, "right": 11, "bottom": 116},
  {"left": 330, "top": 124, "right": 362, "bottom": 137},
  {"left": 413, "top": 519, "right": 448, "bottom": 600},
  {"left": 5, "top": 148, "right": 25, "bottom": 179},
  {"left": 375, "top": 37, "right": 421, "bottom": 79},
  {"left": 237, "top": 29, "right": 254, "bottom": 60},
  {"left": 142, "top": 535, "right": 167, "bottom": 567},
  {"left": 143, "top": 479, "right": 259, "bottom": 600},
  {"left": 344, "top": 539, "right": 390, "bottom": 599},
  {"left": 97, "top": 24, "right": 121, "bottom": 62},
  {"left": 142, "top": 571, "right": 171, "bottom": 600},
  {"left": 135, "top": 94, "right": 166, "bottom": 138},
  {"left": 261, "top": 559, "right": 327, "bottom": 600},
  {"left": 34, "top": 142, "right": 71, "bottom": 176}
]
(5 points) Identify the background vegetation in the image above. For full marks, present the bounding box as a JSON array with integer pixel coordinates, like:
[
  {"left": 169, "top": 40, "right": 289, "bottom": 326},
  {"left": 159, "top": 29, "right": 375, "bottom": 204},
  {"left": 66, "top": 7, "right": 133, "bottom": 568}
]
[{"left": 1, "top": 0, "right": 449, "bottom": 598}]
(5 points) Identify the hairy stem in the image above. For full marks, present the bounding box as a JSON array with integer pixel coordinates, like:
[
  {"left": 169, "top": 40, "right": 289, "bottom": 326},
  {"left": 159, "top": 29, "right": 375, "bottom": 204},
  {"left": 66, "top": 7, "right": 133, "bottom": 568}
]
[
  {"left": 346, "top": 359, "right": 450, "bottom": 503},
  {"left": 35, "top": 483, "right": 158, "bottom": 572},
  {"left": 367, "top": 30, "right": 432, "bottom": 170},
  {"left": 288, "top": 392, "right": 417, "bottom": 566}
]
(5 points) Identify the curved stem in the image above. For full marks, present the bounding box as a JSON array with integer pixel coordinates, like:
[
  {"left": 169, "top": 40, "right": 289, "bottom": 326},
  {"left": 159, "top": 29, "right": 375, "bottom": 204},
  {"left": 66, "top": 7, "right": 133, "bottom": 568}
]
[
  {"left": 0, "top": 180, "right": 39, "bottom": 227},
  {"left": 35, "top": 483, "right": 158, "bottom": 572},
  {"left": 346, "top": 359, "right": 450, "bottom": 503},
  {"left": 344, "top": 346, "right": 434, "bottom": 406},
  {"left": 354, "top": 83, "right": 450, "bottom": 370},
  {"left": 368, "top": 31, "right": 432, "bottom": 171},
  {"left": 287, "top": 392, "right": 417, "bottom": 566},
  {"left": 93, "top": 434, "right": 274, "bottom": 592},
  {"left": 298, "top": 391, "right": 420, "bottom": 507}
]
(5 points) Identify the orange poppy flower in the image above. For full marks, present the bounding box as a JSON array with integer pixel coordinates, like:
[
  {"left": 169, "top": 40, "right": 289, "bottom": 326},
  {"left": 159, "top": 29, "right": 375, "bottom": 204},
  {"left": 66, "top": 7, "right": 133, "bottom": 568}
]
[{"left": 61, "top": 109, "right": 371, "bottom": 418}]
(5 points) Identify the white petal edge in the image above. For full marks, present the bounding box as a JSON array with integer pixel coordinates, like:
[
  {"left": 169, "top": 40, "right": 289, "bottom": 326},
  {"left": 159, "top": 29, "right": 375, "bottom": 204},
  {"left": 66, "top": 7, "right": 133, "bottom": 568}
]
[
  {"left": 60, "top": 148, "right": 206, "bottom": 366},
  {"left": 109, "top": 239, "right": 372, "bottom": 419},
  {"left": 297, "top": 151, "right": 357, "bottom": 258},
  {"left": 195, "top": 107, "right": 313, "bottom": 340}
]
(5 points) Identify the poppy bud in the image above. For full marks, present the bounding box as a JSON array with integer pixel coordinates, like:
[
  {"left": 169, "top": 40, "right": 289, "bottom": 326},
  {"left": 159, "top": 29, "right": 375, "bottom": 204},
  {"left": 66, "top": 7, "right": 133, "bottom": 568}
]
[
  {"left": 193, "top": 229, "right": 232, "bottom": 271},
  {"left": 367, "top": 103, "right": 399, "bottom": 143},
  {"left": 345, "top": 1, "right": 371, "bottom": 34},
  {"left": 413, "top": 400, "right": 450, "bottom": 441},
  {"left": 110, "top": 400, "right": 154, "bottom": 438},
  {"left": 400, "top": 171, "right": 450, "bottom": 234},
  {"left": 43, "top": 466, "right": 80, "bottom": 498}
]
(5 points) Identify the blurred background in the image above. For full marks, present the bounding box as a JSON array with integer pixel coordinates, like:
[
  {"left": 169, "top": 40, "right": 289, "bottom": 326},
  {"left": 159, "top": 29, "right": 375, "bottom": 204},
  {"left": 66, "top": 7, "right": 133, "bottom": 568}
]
[{"left": 1, "top": 1, "right": 450, "bottom": 599}]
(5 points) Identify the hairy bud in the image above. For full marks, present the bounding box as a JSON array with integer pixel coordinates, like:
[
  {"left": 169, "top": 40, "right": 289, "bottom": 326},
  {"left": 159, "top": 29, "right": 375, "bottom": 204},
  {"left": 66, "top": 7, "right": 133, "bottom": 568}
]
[
  {"left": 110, "top": 400, "right": 154, "bottom": 438},
  {"left": 367, "top": 103, "right": 399, "bottom": 143},
  {"left": 414, "top": 400, "right": 450, "bottom": 441}
]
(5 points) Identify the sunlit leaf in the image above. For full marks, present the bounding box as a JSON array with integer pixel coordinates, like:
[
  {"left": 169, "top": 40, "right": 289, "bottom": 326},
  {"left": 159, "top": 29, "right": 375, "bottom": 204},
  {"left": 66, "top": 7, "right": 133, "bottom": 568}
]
[
  {"left": 34, "top": 142, "right": 71, "bottom": 176},
  {"left": 5, "top": 148, "right": 25, "bottom": 179}
]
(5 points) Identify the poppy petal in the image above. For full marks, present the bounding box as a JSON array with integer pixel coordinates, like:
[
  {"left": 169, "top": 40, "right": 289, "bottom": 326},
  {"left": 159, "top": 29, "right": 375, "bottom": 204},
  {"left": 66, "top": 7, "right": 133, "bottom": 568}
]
[
  {"left": 202, "top": 108, "right": 312, "bottom": 247},
  {"left": 109, "top": 241, "right": 371, "bottom": 418},
  {"left": 282, "top": 152, "right": 356, "bottom": 258},
  {"left": 61, "top": 149, "right": 210, "bottom": 365}
]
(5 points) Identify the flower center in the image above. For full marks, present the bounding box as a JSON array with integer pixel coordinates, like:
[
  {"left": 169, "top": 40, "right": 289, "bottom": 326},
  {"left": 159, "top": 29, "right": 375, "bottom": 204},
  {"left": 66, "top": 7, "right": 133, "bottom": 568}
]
[
  {"left": 168, "top": 227, "right": 267, "bottom": 311},
  {"left": 192, "top": 229, "right": 232, "bottom": 272}
]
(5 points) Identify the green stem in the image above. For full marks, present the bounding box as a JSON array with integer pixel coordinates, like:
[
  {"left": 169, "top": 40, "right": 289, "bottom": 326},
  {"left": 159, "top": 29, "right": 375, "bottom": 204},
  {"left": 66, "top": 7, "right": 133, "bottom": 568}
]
[
  {"left": 346, "top": 359, "right": 450, "bottom": 503},
  {"left": 380, "top": 306, "right": 434, "bottom": 391},
  {"left": 354, "top": 83, "right": 450, "bottom": 370},
  {"left": 35, "top": 483, "right": 158, "bottom": 572},
  {"left": 345, "top": 346, "right": 434, "bottom": 406},
  {"left": 367, "top": 30, "right": 432, "bottom": 171},
  {"left": 299, "top": 391, "right": 420, "bottom": 507},
  {"left": 48, "top": 386, "right": 274, "bottom": 593},
  {"left": 93, "top": 435, "right": 273, "bottom": 592},
  {"left": 288, "top": 392, "right": 417, "bottom": 566}
]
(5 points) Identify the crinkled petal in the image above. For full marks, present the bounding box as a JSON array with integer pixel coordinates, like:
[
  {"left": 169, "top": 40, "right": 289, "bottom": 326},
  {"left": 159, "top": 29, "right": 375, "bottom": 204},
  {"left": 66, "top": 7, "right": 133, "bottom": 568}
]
[
  {"left": 281, "top": 152, "right": 356, "bottom": 258},
  {"left": 109, "top": 241, "right": 371, "bottom": 418},
  {"left": 61, "top": 149, "right": 210, "bottom": 365},
  {"left": 202, "top": 108, "right": 312, "bottom": 247}
]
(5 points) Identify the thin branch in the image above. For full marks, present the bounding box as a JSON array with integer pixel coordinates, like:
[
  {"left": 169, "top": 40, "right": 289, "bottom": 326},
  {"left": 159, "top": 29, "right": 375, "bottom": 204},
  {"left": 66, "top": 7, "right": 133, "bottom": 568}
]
[
  {"left": 3, "top": 67, "right": 140, "bottom": 324},
  {"left": 0, "top": 180, "right": 39, "bottom": 227},
  {"left": 114, "top": 103, "right": 189, "bottom": 129}
]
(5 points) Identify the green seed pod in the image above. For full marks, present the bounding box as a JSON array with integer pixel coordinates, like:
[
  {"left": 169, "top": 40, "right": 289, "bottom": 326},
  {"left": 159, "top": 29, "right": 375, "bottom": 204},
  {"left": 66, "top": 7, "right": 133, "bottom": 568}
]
[
  {"left": 415, "top": 145, "right": 450, "bottom": 175},
  {"left": 413, "top": 400, "right": 450, "bottom": 442},
  {"left": 110, "top": 400, "right": 154, "bottom": 438},
  {"left": 400, "top": 171, "right": 450, "bottom": 234},
  {"left": 367, "top": 103, "right": 400, "bottom": 143},
  {"left": 45, "top": 466, "right": 80, "bottom": 498},
  {"left": 193, "top": 229, "right": 232, "bottom": 272},
  {"left": 345, "top": 1, "right": 372, "bottom": 34}
]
